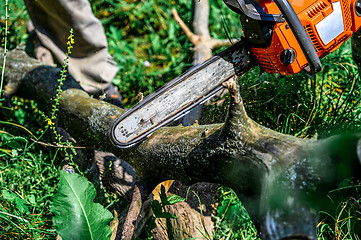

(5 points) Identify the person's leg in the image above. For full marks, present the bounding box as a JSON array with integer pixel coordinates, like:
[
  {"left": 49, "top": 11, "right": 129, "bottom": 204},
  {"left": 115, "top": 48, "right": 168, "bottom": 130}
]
[
  {"left": 26, "top": 20, "right": 55, "bottom": 66},
  {"left": 24, "top": 0, "right": 119, "bottom": 96}
]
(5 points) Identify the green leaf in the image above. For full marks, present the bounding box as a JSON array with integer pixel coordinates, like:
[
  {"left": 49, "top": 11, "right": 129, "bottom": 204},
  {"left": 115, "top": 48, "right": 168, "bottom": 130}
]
[
  {"left": 151, "top": 199, "right": 178, "bottom": 219},
  {"left": 166, "top": 194, "right": 185, "bottom": 205},
  {"left": 159, "top": 185, "right": 168, "bottom": 206},
  {"left": 14, "top": 198, "right": 29, "bottom": 214},
  {"left": 27, "top": 195, "right": 36, "bottom": 205},
  {"left": 51, "top": 171, "right": 113, "bottom": 240},
  {"left": 2, "top": 190, "right": 15, "bottom": 200},
  {"left": 156, "top": 212, "right": 177, "bottom": 219},
  {"left": 157, "top": 185, "right": 185, "bottom": 206},
  {"left": 151, "top": 200, "right": 163, "bottom": 218}
]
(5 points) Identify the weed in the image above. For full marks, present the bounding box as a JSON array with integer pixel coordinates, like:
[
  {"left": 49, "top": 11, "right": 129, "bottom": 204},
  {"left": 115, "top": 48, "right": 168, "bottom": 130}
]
[
  {"left": 318, "top": 181, "right": 361, "bottom": 240},
  {"left": 0, "top": 0, "right": 8, "bottom": 98},
  {"left": 40, "top": 28, "right": 78, "bottom": 166},
  {"left": 151, "top": 185, "right": 185, "bottom": 219},
  {"left": 0, "top": 0, "right": 28, "bottom": 50},
  {"left": 0, "top": 122, "right": 60, "bottom": 239},
  {"left": 141, "top": 185, "right": 185, "bottom": 239},
  {"left": 213, "top": 187, "right": 260, "bottom": 240},
  {"left": 190, "top": 191, "right": 212, "bottom": 240}
]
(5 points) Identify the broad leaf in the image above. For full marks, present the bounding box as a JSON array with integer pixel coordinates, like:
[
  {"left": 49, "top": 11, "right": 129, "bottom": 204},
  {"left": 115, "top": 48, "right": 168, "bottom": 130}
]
[{"left": 51, "top": 171, "right": 112, "bottom": 240}]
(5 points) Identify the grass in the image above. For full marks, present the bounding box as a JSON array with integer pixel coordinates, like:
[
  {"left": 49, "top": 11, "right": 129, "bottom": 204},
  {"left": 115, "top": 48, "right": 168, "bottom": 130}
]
[
  {"left": 317, "top": 181, "right": 361, "bottom": 240},
  {"left": 1, "top": 0, "right": 361, "bottom": 239},
  {"left": 213, "top": 188, "right": 259, "bottom": 240},
  {"left": 0, "top": 98, "right": 59, "bottom": 239}
]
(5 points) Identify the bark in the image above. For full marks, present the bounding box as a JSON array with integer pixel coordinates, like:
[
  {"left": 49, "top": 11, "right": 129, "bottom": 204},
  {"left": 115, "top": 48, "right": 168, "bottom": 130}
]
[
  {"left": 152, "top": 181, "right": 218, "bottom": 240},
  {"left": 120, "top": 185, "right": 142, "bottom": 240},
  {"left": 94, "top": 151, "right": 136, "bottom": 200},
  {"left": 2, "top": 46, "right": 361, "bottom": 240}
]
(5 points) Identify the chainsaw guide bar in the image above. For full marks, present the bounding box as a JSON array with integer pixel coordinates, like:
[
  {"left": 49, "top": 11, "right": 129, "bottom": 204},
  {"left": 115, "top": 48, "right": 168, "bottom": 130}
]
[{"left": 111, "top": 41, "right": 254, "bottom": 148}]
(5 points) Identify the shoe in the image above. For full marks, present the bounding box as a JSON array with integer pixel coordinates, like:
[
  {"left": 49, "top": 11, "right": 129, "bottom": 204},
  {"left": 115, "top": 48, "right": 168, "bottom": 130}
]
[
  {"left": 26, "top": 20, "right": 55, "bottom": 66},
  {"left": 104, "top": 84, "right": 124, "bottom": 108}
]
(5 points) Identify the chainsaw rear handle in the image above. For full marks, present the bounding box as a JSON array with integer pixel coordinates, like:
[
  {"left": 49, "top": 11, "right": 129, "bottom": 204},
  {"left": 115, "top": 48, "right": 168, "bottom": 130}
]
[{"left": 274, "top": 0, "right": 322, "bottom": 74}]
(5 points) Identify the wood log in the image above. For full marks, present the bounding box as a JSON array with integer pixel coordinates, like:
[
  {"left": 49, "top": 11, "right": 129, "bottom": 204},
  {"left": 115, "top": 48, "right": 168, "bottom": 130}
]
[{"left": 2, "top": 46, "right": 361, "bottom": 240}]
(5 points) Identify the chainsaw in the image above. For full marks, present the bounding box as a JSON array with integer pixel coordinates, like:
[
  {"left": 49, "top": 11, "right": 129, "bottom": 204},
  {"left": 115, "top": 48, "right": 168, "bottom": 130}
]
[{"left": 111, "top": 0, "right": 361, "bottom": 148}]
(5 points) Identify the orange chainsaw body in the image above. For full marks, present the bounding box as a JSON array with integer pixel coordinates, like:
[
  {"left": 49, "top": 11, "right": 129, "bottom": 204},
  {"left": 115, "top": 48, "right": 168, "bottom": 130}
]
[{"left": 252, "top": 0, "right": 361, "bottom": 75}]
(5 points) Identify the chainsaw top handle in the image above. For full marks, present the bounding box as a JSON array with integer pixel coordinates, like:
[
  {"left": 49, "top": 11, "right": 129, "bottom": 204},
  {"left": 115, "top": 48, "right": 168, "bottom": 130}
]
[
  {"left": 224, "top": 0, "right": 323, "bottom": 74},
  {"left": 274, "top": 0, "right": 322, "bottom": 74}
]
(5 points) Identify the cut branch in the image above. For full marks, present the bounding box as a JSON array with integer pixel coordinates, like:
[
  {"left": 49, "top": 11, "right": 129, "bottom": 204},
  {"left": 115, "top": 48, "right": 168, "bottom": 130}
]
[
  {"left": 172, "top": 5, "right": 238, "bottom": 63},
  {"left": 172, "top": 8, "right": 201, "bottom": 45}
]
